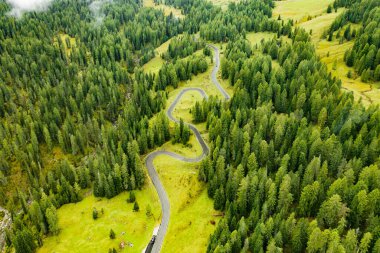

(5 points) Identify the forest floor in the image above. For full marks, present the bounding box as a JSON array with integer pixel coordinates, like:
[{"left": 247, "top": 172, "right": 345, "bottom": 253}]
[
  {"left": 38, "top": 187, "right": 161, "bottom": 253},
  {"left": 273, "top": 0, "right": 380, "bottom": 106}
]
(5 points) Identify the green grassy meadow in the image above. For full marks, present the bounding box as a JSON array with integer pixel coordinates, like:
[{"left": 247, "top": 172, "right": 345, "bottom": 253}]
[
  {"left": 153, "top": 156, "right": 221, "bottom": 253},
  {"left": 170, "top": 90, "right": 204, "bottom": 123},
  {"left": 298, "top": 9, "right": 344, "bottom": 42},
  {"left": 143, "top": 0, "right": 184, "bottom": 18},
  {"left": 209, "top": 0, "right": 239, "bottom": 10},
  {"left": 38, "top": 187, "right": 161, "bottom": 253},
  {"left": 142, "top": 38, "right": 172, "bottom": 74},
  {"left": 273, "top": 0, "right": 334, "bottom": 22},
  {"left": 246, "top": 32, "right": 277, "bottom": 46},
  {"left": 317, "top": 40, "right": 377, "bottom": 106}
]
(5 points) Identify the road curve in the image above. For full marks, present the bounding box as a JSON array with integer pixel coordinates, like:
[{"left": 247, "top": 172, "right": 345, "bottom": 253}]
[
  {"left": 144, "top": 45, "right": 229, "bottom": 253},
  {"left": 207, "top": 44, "right": 230, "bottom": 100}
]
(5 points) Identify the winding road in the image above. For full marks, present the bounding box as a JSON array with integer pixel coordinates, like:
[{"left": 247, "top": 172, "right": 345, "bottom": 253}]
[{"left": 144, "top": 44, "right": 230, "bottom": 253}]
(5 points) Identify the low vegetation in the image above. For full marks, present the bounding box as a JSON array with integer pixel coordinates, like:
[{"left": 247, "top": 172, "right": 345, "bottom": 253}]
[
  {"left": 153, "top": 156, "right": 221, "bottom": 253},
  {"left": 38, "top": 189, "right": 160, "bottom": 253},
  {"left": 273, "top": 0, "right": 334, "bottom": 22}
]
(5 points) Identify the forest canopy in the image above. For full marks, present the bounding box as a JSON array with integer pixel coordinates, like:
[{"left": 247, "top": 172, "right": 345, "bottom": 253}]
[{"left": 0, "top": 0, "right": 380, "bottom": 252}]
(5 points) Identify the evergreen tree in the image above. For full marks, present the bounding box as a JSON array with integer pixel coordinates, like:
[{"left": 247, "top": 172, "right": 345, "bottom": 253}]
[
  {"left": 109, "top": 229, "right": 116, "bottom": 239},
  {"left": 133, "top": 201, "right": 140, "bottom": 212}
]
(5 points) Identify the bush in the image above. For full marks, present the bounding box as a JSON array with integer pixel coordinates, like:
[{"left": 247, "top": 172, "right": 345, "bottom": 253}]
[
  {"left": 127, "top": 191, "right": 136, "bottom": 203},
  {"left": 133, "top": 202, "right": 140, "bottom": 212},
  {"left": 146, "top": 204, "right": 152, "bottom": 217},
  {"left": 327, "top": 5, "right": 332, "bottom": 13},
  {"left": 93, "top": 208, "right": 98, "bottom": 220},
  {"left": 109, "top": 229, "right": 116, "bottom": 239}
]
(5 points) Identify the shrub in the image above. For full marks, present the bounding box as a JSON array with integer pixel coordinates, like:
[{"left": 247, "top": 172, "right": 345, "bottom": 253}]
[
  {"left": 109, "top": 229, "right": 116, "bottom": 239},
  {"left": 93, "top": 208, "right": 98, "bottom": 220},
  {"left": 133, "top": 202, "right": 140, "bottom": 212},
  {"left": 127, "top": 191, "right": 136, "bottom": 203}
]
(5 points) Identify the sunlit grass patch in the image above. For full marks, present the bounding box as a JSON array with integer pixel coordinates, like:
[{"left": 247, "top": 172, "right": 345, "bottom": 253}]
[
  {"left": 273, "top": 0, "right": 334, "bottom": 22},
  {"left": 143, "top": 0, "right": 184, "bottom": 18},
  {"left": 153, "top": 156, "right": 221, "bottom": 253},
  {"left": 298, "top": 9, "right": 344, "bottom": 43},
  {"left": 38, "top": 187, "right": 160, "bottom": 253},
  {"left": 56, "top": 33, "right": 77, "bottom": 57},
  {"left": 246, "top": 31, "right": 278, "bottom": 46},
  {"left": 317, "top": 39, "right": 380, "bottom": 106},
  {"left": 209, "top": 0, "right": 239, "bottom": 10}
]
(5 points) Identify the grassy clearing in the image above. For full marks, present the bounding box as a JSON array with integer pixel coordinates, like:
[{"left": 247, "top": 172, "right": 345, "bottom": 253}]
[
  {"left": 56, "top": 34, "right": 76, "bottom": 56},
  {"left": 171, "top": 90, "right": 204, "bottom": 124},
  {"left": 298, "top": 9, "right": 344, "bottom": 43},
  {"left": 246, "top": 31, "right": 292, "bottom": 46},
  {"left": 153, "top": 156, "right": 221, "bottom": 253},
  {"left": 172, "top": 47, "right": 233, "bottom": 98},
  {"left": 316, "top": 39, "right": 379, "bottom": 106},
  {"left": 364, "top": 89, "right": 380, "bottom": 105},
  {"left": 142, "top": 38, "right": 173, "bottom": 74},
  {"left": 165, "top": 88, "right": 208, "bottom": 158},
  {"left": 246, "top": 32, "right": 277, "bottom": 46},
  {"left": 209, "top": 0, "right": 239, "bottom": 10},
  {"left": 38, "top": 185, "right": 161, "bottom": 253},
  {"left": 143, "top": 0, "right": 184, "bottom": 18},
  {"left": 273, "top": 0, "right": 334, "bottom": 22}
]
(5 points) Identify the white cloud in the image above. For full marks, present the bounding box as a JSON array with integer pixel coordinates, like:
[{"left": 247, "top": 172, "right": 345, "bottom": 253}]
[
  {"left": 6, "top": 0, "right": 53, "bottom": 17},
  {"left": 89, "top": 0, "right": 113, "bottom": 24}
]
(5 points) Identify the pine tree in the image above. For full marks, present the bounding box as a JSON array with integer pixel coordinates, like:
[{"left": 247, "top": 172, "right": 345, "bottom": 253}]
[
  {"left": 128, "top": 191, "right": 136, "bottom": 203},
  {"left": 327, "top": 5, "right": 332, "bottom": 13},
  {"left": 45, "top": 206, "right": 59, "bottom": 235},
  {"left": 13, "top": 228, "right": 36, "bottom": 253},
  {"left": 133, "top": 201, "right": 140, "bottom": 212}
]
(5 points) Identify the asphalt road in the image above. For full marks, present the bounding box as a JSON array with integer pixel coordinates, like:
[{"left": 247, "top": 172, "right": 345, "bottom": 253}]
[
  {"left": 144, "top": 44, "right": 229, "bottom": 253},
  {"left": 208, "top": 44, "right": 230, "bottom": 100}
]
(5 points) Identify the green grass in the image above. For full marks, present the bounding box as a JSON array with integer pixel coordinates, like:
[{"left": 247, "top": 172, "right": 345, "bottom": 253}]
[
  {"left": 298, "top": 9, "right": 344, "bottom": 43},
  {"left": 143, "top": 0, "right": 184, "bottom": 18},
  {"left": 142, "top": 48, "right": 228, "bottom": 251},
  {"left": 152, "top": 156, "right": 221, "bottom": 253},
  {"left": 273, "top": 0, "right": 334, "bottom": 23},
  {"left": 317, "top": 39, "right": 380, "bottom": 106},
  {"left": 38, "top": 186, "right": 161, "bottom": 253},
  {"left": 170, "top": 90, "right": 204, "bottom": 124},
  {"left": 142, "top": 38, "right": 174, "bottom": 74},
  {"left": 56, "top": 34, "right": 76, "bottom": 57},
  {"left": 246, "top": 32, "right": 277, "bottom": 46},
  {"left": 209, "top": 0, "right": 239, "bottom": 10}
]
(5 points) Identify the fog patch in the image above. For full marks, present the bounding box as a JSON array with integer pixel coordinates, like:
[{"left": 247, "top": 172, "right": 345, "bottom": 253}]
[
  {"left": 89, "top": 0, "right": 113, "bottom": 24},
  {"left": 6, "top": 0, "right": 53, "bottom": 17}
]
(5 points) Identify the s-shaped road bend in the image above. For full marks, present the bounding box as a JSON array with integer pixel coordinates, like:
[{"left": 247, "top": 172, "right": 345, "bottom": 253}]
[{"left": 144, "top": 44, "right": 230, "bottom": 253}]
